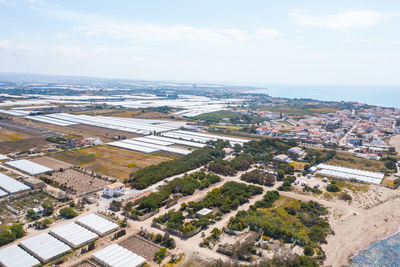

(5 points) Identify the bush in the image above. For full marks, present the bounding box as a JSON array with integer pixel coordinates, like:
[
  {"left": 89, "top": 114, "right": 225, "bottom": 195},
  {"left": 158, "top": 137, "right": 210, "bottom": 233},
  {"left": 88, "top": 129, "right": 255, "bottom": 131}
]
[
  {"left": 26, "top": 209, "right": 40, "bottom": 221},
  {"left": 304, "top": 246, "right": 314, "bottom": 256},
  {"left": 154, "top": 248, "right": 167, "bottom": 264},
  {"left": 338, "top": 192, "right": 352, "bottom": 202},
  {"left": 326, "top": 184, "right": 340, "bottom": 193},
  {"left": 255, "top": 191, "right": 280, "bottom": 208},
  {"left": 59, "top": 207, "right": 78, "bottom": 219}
]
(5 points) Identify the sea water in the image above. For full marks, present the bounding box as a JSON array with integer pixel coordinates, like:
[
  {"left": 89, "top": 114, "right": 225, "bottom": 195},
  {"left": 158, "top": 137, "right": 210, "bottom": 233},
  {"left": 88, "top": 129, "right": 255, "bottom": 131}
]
[
  {"left": 247, "top": 84, "right": 400, "bottom": 108},
  {"left": 351, "top": 231, "right": 400, "bottom": 267}
]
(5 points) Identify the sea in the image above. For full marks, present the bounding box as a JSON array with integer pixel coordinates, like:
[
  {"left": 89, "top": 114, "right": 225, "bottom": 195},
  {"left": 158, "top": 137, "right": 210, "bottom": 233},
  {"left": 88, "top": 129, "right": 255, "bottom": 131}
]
[
  {"left": 351, "top": 230, "right": 400, "bottom": 267},
  {"left": 246, "top": 84, "right": 400, "bottom": 108}
]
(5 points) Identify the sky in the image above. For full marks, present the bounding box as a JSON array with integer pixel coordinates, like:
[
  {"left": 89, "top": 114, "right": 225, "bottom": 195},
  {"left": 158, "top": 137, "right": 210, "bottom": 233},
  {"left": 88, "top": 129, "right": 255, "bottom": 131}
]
[{"left": 0, "top": 0, "right": 399, "bottom": 85}]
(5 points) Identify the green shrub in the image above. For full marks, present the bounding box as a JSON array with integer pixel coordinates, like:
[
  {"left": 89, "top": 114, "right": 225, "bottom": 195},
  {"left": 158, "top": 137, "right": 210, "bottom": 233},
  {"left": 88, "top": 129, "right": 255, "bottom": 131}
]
[
  {"left": 304, "top": 246, "right": 314, "bottom": 256},
  {"left": 326, "top": 184, "right": 340, "bottom": 193},
  {"left": 59, "top": 207, "right": 78, "bottom": 219}
]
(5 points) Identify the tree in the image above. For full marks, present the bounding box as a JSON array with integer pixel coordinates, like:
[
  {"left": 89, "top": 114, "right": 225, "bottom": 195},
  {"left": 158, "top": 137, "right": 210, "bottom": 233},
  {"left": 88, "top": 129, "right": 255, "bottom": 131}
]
[
  {"left": 42, "top": 202, "right": 54, "bottom": 216},
  {"left": 10, "top": 224, "right": 25, "bottom": 238},
  {"left": 26, "top": 209, "right": 40, "bottom": 221},
  {"left": 59, "top": 207, "right": 78, "bottom": 219}
]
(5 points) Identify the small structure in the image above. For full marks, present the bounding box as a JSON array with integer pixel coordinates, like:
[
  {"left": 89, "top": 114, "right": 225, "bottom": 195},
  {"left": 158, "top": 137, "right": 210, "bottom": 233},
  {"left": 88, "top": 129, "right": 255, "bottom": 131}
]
[
  {"left": 196, "top": 208, "right": 213, "bottom": 218},
  {"left": 308, "top": 166, "right": 317, "bottom": 173},
  {"left": 0, "top": 245, "right": 40, "bottom": 267},
  {"left": 288, "top": 147, "right": 305, "bottom": 157},
  {"left": 273, "top": 154, "right": 291, "bottom": 163},
  {"left": 32, "top": 206, "right": 44, "bottom": 215},
  {"left": 103, "top": 182, "right": 125, "bottom": 197},
  {"left": 92, "top": 244, "right": 146, "bottom": 267},
  {"left": 367, "top": 153, "right": 380, "bottom": 160},
  {"left": 19, "top": 233, "right": 71, "bottom": 263},
  {"left": 23, "top": 177, "right": 46, "bottom": 189}
]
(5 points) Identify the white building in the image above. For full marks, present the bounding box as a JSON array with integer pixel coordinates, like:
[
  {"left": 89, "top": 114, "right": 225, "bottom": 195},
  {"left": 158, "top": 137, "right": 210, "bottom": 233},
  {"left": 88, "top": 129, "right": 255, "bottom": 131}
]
[{"left": 103, "top": 182, "right": 125, "bottom": 197}]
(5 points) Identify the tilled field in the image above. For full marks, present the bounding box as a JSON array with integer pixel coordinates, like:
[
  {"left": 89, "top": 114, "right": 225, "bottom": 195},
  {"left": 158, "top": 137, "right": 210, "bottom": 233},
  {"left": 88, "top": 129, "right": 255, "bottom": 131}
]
[
  {"left": 119, "top": 234, "right": 162, "bottom": 260},
  {"left": 42, "top": 169, "right": 111, "bottom": 195}
]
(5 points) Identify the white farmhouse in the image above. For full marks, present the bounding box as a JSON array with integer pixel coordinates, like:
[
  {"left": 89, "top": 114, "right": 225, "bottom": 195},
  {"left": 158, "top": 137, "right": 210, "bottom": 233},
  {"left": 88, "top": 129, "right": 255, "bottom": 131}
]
[{"left": 103, "top": 182, "right": 125, "bottom": 197}]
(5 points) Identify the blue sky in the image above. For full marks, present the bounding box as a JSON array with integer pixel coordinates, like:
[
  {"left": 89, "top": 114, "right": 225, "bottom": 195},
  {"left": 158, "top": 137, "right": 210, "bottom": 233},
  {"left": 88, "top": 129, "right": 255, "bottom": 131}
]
[{"left": 0, "top": 0, "right": 399, "bottom": 85}]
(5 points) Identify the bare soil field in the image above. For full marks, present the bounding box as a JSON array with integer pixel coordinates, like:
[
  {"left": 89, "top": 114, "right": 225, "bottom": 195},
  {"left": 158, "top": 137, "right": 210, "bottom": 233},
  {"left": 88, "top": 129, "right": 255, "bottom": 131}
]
[
  {"left": 50, "top": 145, "right": 171, "bottom": 180},
  {"left": 119, "top": 234, "right": 162, "bottom": 260},
  {"left": 0, "top": 120, "right": 52, "bottom": 153},
  {"left": 30, "top": 156, "right": 72, "bottom": 170},
  {"left": 0, "top": 128, "right": 27, "bottom": 141},
  {"left": 41, "top": 169, "right": 111, "bottom": 195},
  {"left": 68, "top": 124, "right": 140, "bottom": 141}
]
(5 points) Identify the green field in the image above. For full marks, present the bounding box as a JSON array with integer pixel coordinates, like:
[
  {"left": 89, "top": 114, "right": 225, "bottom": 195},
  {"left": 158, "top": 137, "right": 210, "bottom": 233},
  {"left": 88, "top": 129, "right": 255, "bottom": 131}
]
[{"left": 194, "top": 110, "right": 263, "bottom": 124}]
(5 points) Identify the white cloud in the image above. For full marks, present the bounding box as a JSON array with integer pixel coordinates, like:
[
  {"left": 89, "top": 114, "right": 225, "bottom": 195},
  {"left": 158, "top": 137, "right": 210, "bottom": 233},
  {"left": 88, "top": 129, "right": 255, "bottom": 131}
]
[
  {"left": 76, "top": 22, "right": 279, "bottom": 43},
  {"left": 54, "top": 32, "right": 69, "bottom": 38},
  {"left": 290, "top": 10, "right": 390, "bottom": 31},
  {"left": 0, "top": 40, "right": 12, "bottom": 49},
  {"left": 255, "top": 28, "right": 282, "bottom": 39},
  {"left": 53, "top": 45, "right": 85, "bottom": 58}
]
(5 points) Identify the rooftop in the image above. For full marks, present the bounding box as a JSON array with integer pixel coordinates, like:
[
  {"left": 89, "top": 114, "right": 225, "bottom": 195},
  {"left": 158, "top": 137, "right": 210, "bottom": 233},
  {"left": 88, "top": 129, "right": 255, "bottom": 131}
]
[{"left": 92, "top": 244, "right": 146, "bottom": 267}]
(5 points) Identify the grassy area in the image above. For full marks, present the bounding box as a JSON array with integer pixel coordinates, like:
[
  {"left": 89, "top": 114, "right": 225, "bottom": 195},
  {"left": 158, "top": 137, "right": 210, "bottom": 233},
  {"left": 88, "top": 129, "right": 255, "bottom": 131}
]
[
  {"left": 0, "top": 128, "right": 48, "bottom": 153},
  {"left": 50, "top": 145, "right": 171, "bottom": 180},
  {"left": 0, "top": 129, "right": 27, "bottom": 141},
  {"left": 250, "top": 104, "right": 339, "bottom": 116},
  {"left": 209, "top": 125, "right": 245, "bottom": 131},
  {"left": 194, "top": 110, "right": 263, "bottom": 124},
  {"left": 329, "top": 178, "right": 369, "bottom": 193},
  {"left": 327, "top": 152, "right": 387, "bottom": 172}
]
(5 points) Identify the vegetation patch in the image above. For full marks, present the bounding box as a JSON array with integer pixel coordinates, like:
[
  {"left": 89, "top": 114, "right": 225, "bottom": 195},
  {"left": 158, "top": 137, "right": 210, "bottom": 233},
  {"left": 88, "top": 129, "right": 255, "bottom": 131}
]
[{"left": 132, "top": 140, "right": 227, "bottom": 189}]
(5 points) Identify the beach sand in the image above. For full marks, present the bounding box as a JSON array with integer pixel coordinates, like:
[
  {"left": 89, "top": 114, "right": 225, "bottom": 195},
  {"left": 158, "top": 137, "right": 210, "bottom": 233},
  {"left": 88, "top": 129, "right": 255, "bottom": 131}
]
[
  {"left": 389, "top": 134, "right": 400, "bottom": 155},
  {"left": 322, "top": 185, "right": 400, "bottom": 267}
]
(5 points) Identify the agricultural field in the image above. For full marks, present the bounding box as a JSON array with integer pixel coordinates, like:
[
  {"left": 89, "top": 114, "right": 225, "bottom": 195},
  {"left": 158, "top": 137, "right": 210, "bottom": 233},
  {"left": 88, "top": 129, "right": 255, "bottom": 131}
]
[
  {"left": 327, "top": 152, "right": 387, "bottom": 172},
  {"left": 50, "top": 145, "right": 171, "bottom": 180},
  {"left": 0, "top": 129, "right": 27, "bottom": 141},
  {"left": 249, "top": 103, "right": 340, "bottom": 116},
  {"left": 119, "top": 234, "right": 162, "bottom": 260},
  {"left": 41, "top": 168, "right": 111, "bottom": 195},
  {"left": 30, "top": 156, "right": 72, "bottom": 170},
  {"left": 0, "top": 126, "right": 49, "bottom": 153},
  {"left": 12, "top": 116, "right": 139, "bottom": 142}
]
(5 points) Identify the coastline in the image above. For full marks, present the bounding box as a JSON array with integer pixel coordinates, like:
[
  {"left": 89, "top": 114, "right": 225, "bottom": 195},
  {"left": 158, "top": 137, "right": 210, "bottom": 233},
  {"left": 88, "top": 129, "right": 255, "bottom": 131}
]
[
  {"left": 323, "top": 194, "right": 400, "bottom": 267},
  {"left": 349, "top": 224, "right": 400, "bottom": 264}
]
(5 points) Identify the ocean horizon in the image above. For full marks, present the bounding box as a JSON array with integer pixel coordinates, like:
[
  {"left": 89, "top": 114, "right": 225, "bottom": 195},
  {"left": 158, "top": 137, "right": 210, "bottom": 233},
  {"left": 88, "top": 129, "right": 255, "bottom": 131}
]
[{"left": 246, "top": 84, "right": 400, "bottom": 109}]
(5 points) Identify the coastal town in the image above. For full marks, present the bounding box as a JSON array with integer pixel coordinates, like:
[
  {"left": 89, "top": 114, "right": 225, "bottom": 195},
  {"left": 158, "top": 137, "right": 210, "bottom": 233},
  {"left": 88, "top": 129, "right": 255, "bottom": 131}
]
[{"left": 0, "top": 80, "right": 398, "bottom": 267}]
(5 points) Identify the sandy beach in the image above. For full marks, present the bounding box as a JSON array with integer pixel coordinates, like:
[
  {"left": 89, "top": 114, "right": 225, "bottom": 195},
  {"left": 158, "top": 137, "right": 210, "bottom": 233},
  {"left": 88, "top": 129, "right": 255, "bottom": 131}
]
[
  {"left": 322, "top": 185, "right": 400, "bottom": 266},
  {"left": 389, "top": 134, "right": 400, "bottom": 155}
]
